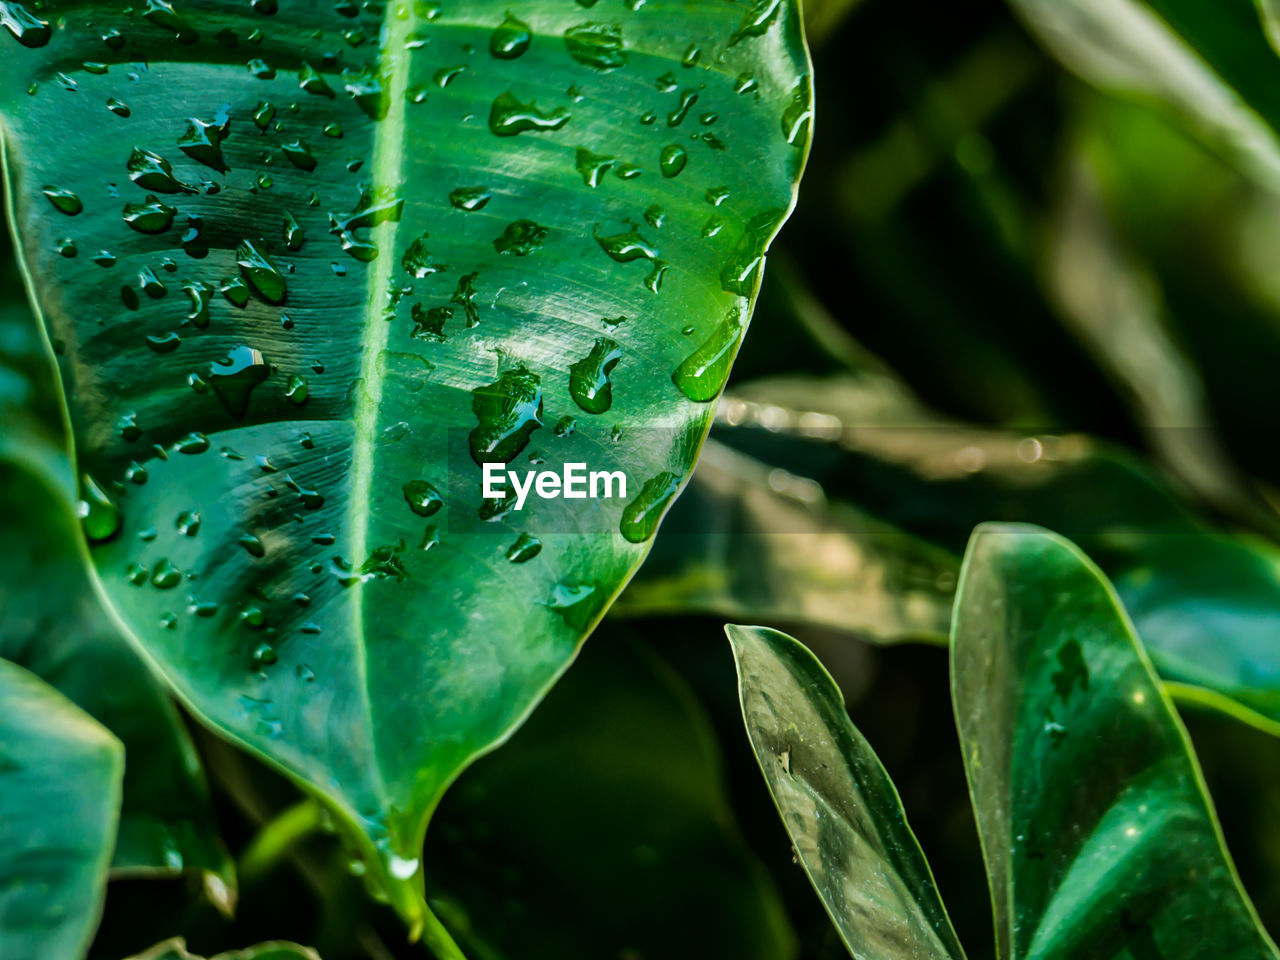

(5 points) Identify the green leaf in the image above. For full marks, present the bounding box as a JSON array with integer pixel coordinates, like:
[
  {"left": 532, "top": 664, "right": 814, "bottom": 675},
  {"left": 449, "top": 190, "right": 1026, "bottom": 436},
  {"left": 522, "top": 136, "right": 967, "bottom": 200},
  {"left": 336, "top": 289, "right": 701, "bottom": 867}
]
[
  {"left": 725, "top": 624, "right": 965, "bottom": 960},
  {"left": 0, "top": 658, "right": 122, "bottom": 960},
  {"left": 952, "top": 523, "right": 1278, "bottom": 959},
  {"left": 0, "top": 0, "right": 812, "bottom": 934},
  {"left": 429, "top": 629, "right": 797, "bottom": 960},
  {"left": 0, "top": 448, "right": 235, "bottom": 903},
  {"left": 125, "top": 938, "right": 319, "bottom": 960}
]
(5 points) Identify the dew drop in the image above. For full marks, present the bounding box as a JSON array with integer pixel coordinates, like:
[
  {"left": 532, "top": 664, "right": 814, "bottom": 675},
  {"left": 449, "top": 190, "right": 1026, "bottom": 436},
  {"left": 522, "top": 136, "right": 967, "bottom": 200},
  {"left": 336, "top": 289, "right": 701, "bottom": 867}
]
[
  {"left": 506, "top": 532, "right": 542, "bottom": 563},
  {"left": 620, "top": 471, "right": 682, "bottom": 542},
  {"left": 43, "top": 186, "right": 83, "bottom": 215},
  {"left": 470, "top": 365, "right": 543, "bottom": 464},
  {"left": 123, "top": 195, "right": 176, "bottom": 233},
  {"left": 568, "top": 337, "right": 621, "bottom": 414},
  {"left": 490, "top": 13, "right": 531, "bottom": 59},
  {"left": 489, "top": 91, "right": 571, "bottom": 137},
  {"left": 564, "top": 22, "right": 626, "bottom": 71},
  {"left": 0, "top": 2, "right": 49, "bottom": 47},
  {"left": 403, "top": 479, "right": 444, "bottom": 518},
  {"left": 78, "top": 475, "right": 121, "bottom": 542},
  {"left": 208, "top": 344, "right": 269, "bottom": 418},
  {"left": 659, "top": 143, "right": 687, "bottom": 178},
  {"left": 672, "top": 308, "right": 742, "bottom": 402},
  {"left": 236, "top": 239, "right": 288, "bottom": 303},
  {"left": 493, "top": 219, "right": 548, "bottom": 256},
  {"left": 449, "top": 186, "right": 492, "bottom": 211}
]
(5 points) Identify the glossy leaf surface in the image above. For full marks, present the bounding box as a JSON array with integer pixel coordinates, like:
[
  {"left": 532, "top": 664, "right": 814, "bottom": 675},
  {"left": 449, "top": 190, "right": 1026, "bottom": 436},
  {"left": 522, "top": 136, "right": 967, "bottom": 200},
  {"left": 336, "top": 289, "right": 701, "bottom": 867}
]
[
  {"left": 953, "top": 524, "right": 1278, "bottom": 960},
  {"left": 0, "top": 0, "right": 812, "bottom": 925},
  {"left": 0, "top": 658, "right": 122, "bottom": 960},
  {"left": 430, "top": 629, "right": 796, "bottom": 960},
  {"left": 726, "top": 624, "right": 965, "bottom": 960},
  {"left": 0, "top": 234, "right": 232, "bottom": 893}
]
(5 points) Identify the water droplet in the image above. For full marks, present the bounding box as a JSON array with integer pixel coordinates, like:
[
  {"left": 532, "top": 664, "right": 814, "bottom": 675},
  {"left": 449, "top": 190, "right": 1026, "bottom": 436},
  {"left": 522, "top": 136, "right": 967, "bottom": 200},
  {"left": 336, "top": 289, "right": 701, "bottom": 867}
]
[
  {"left": 594, "top": 224, "right": 658, "bottom": 263},
  {"left": 177, "top": 510, "right": 201, "bottom": 536},
  {"left": 283, "top": 210, "right": 305, "bottom": 251},
  {"left": 668, "top": 90, "right": 697, "bottom": 127},
  {"left": 575, "top": 147, "right": 616, "bottom": 187},
  {"left": 174, "top": 431, "right": 210, "bottom": 454},
  {"left": 449, "top": 185, "right": 492, "bottom": 211},
  {"left": 178, "top": 113, "right": 230, "bottom": 172},
  {"left": 43, "top": 186, "right": 83, "bottom": 215},
  {"left": 506, "top": 532, "right": 542, "bottom": 563},
  {"left": 493, "top": 219, "right": 548, "bottom": 256},
  {"left": 239, "top": 533, "right": 266, "bottom": 558},
  {"left": 490, "top": 13, "right": 531, "bottom": 59},
  {"left": 555, "top": 415, "right": 577, "bottom": 436},
  {"left": 282, "top": 139, "right": 317, "bottom": 171},
  {"left": 729, "top": 0, "right": 783, "bottom": 45},
  {"left": 147, "top": 331, "right": 182, "bottom": 353},
  {"left": 286, "top": 475, "right": 325, "bottom": 510},
  {"left": 402, "top": 479, "right": 444, "bottom": 517},
  {"left": 400, "top": 232, "right": 447, "bottom": 277},
  {"left": 547, "top": 581, "right": 599, "bottom": 629},
  {"left": 236, "top": 239, "right": 287, "bottom": 303},
  {"left": 470, "top": 365, "right": 543, "bottom": 464},
  {"left": 569, "top": 337, "right": 621, "bottom": 414},
  {"left": 151, "top": 558, "right": 184, "bottom": 589},
  {"left": 127, "top": 147, "right": 195, "bottom": 194},
  {"left": 144, "top": 0, "right": 198, "bottom": 44},
  {"left": 411, "top": 303, "right": 451, "bottom": 342},
  {"left": 721, "top": 209, "right": 781, "bottom": 295},
  {"left": 208, "top": 344, "right": 269, "bottom": 418},
  {"left": 782, "top": 76, "right": 813, "bottom": 145},
  {"left": 123, "top": 195, "right": 176, "bottom": 233},
  {"left": 57, "top": 237, "right": 77, "bottom": 257},
  {"left": 434, "top": 64, "right": 467, "bottom": 87},
  {"left": 107, "top": 97, "right": 131, "bottom": 117},
  {"left": 659, "top": 143, "right": 687, "bottom": 178},
  {"left": 252, "top": 642, "right": 277, "bottom": 667},
  {"left": 620, "top": 471, "right": 682, "bottom": 542},
  {"left": 489, "top": 91, "right": 570, "bottom": 137},
  {"left": 78, "top": 475, "right": 121, "bottom": 542},
  {"left": 343, "top": 63, "right": 389, "bottom": 120},
  {"left": 644, "top": 204, "right": 664, "bottom": 228},
  {"left": 672, "top": 308, "right": 742, "bottom": 402},
  {"left": 681, "top": 43, "right": 701, "bottom": 67},
  {"left": 300, "top": 61, "right": 336, "bottom": 98},
  {"left": 564, "top": 22, "right": 626, "bottom": 71},
  {"left": 735, "top": 72, "right": 758, "bottom": 95},
  {"left": 452, "top": 272, "right": 481, "bottom": 326},
  {"left": 0, "top": 2, "right": 49, "bottom": 47}
]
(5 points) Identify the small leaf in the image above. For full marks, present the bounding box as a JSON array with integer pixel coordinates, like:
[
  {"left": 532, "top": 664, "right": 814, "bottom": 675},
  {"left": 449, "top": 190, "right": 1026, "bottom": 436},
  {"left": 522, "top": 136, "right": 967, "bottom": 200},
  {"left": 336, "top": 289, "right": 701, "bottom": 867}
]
[
  {"left": 0, "top": 658, "right": 122, "bottom": 960},
  {"left": 726, "top": 623, "right": 965, "bottom": 960}
]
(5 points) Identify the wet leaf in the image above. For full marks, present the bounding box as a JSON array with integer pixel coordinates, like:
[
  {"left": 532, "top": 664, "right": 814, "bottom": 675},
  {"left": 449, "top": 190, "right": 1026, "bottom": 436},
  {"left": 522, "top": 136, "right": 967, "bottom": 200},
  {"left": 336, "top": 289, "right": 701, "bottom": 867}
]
[{"left": 0, "top": 0, "right": 812, "bottom": 940}]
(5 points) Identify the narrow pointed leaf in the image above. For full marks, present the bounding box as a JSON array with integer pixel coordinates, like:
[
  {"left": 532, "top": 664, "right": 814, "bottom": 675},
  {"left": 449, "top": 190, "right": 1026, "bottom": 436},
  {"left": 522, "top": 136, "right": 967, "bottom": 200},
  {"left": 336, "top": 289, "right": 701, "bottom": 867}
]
[
  {"left": 0, "top": 0, "right": 812, "bottom": 928},
  {"left": 951, "top": 524, "right": 1279, "bottom": 960},
  {"left": 0, "top": 658, "right": 122, "bottom": 960},
  {"left": 726, "top": 623, "right": 966, "bottom": 960}
]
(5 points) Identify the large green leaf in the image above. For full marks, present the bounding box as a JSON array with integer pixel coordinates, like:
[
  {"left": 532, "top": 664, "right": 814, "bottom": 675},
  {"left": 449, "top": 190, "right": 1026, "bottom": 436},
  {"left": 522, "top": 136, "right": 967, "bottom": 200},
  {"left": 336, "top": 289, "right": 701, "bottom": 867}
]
[
  {"left": 726, "top": 623, "right": 965, "bottom": 960},
  {"left": 0, "top": 0, "right": 811, "bottom": 935},
  {"left": 0, "top": 657, "right": 122, "bottom": 960},
  {"left": 126, "top": 939, "right": 319, "bottom": 960},
  {"left": 429, "top": 628, "right": 796, "bottom": 960},
  {"left": 952, "top": 524, "right": 1278, "bottom": 959}
]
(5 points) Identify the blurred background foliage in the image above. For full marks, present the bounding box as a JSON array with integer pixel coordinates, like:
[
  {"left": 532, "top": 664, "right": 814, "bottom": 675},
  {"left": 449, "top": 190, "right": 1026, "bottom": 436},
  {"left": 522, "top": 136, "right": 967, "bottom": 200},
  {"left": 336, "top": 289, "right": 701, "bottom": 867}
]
[{"left": 8, "top": 0, "right": 1280, "bottom": 957}]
